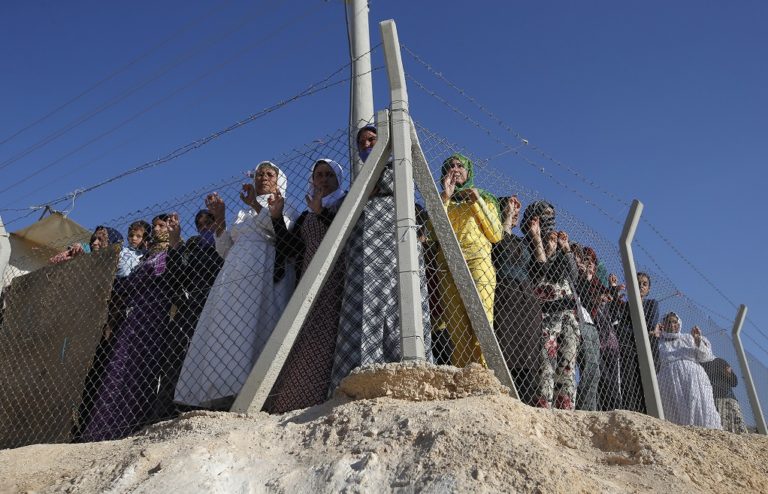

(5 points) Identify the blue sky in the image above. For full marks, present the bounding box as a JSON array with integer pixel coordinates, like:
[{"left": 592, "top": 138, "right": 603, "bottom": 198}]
[{"left": 2, "top": 1, "right": 767, "bottom": 375}]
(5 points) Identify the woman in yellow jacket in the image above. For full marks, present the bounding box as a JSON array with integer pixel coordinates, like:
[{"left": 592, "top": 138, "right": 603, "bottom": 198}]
[{"left": 436, "top": 154, "right": 503, "bottom": 367}]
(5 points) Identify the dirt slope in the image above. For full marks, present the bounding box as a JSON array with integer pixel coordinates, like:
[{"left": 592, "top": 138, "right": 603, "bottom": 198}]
[{"left": 1, "top": 362, "right": 765, "bottom": 493}]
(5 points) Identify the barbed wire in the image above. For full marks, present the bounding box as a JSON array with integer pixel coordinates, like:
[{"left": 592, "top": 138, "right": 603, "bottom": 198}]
[
  {"left": 414, "top": 118, "right": 626, "bottom": 266},
  {"left": 0, "top": 0, "right": 237, "bottom": 148},
  {"left": 413, "top": 118, "right": 768, "bottom": 366},
  {"left": 8, "top": 136, "right": 143, "bottom": 205},
  {"left": 639, "top": 219, "right": 739, "bottom": 310},
  {"left": 403, "top": 44, "right": 762, "bottom": 343},
  {"left": 401, "top": 43, "right": 631, "bottom": 209},
  {"left": 0, "top": 2, "right": 290, "bottom": 174},
  {"left": 1, "top": 62, "right": 384, "bottom": 227},
  {"left": 407, "top": 75, "right": 626, "bottom": 229},
  {"left": 742, "top": 332, "right": 768, "bottom": 361},
  {"left": 0, "top": 2, "right": 329, "bottom": 199},
  {"left": 0, "top": 2, "right": 374, "bottom": 211}
]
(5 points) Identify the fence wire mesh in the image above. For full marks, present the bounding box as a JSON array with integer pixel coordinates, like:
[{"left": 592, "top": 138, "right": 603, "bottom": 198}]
[
  {"left": 631, "top": 269, "right": 758, "bottom": 433},
  {"left": 416, "top": 122, "right": 642, "bottom": 413},
  {"left": 0, "top": 120, "right": 763, "bottom": 449}
]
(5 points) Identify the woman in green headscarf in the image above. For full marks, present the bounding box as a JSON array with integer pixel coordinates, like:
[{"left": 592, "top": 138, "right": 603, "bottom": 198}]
[{"left": 435, "top": 153, "right": 503, "bottom": 367}]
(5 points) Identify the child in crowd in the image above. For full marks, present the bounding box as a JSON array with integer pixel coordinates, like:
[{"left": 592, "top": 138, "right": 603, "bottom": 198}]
[
  {"left": 116, "top": 220, "right": 150, "bottom": 277},
  {"left": 78, "top": 214, "right": 176, "bottom": 441}
]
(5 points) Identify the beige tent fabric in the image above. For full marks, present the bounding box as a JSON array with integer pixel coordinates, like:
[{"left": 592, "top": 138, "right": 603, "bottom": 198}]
[{"left": 2, "top": 213, "right": 90, "bottom": 288}]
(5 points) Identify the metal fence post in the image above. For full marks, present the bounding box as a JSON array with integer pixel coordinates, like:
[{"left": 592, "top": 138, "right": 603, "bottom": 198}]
[
  {"left": 408, "top": 120, "right": 518, "bottom": 398},
  {"left": 619, "top": 199, "right": 664, "bottom": 419},
  {"left": 231, "top": 110, "right": 392, "bottom": 413},
  {"left": 731, "top": 304, "right": 767, "bottom": 434},
  {"left": 380, "top": 20, "right": 425, "bottom": 361},
  {"left": 346, "top": 0, "right": 374, "bottom": 179},
  {"left": 0, "top": 216, "right": 10, "bottom": 296}
]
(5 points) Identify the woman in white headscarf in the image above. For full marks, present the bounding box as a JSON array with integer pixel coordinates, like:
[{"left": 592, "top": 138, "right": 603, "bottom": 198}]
[
  {"left": 264, "top": 159, "right": 347, "bottom": 413},
  {"left": 174, "top": 161, "right": 294, "bottom": 409},
  {"left": 656, "top": 312, "right": 721, "bottom": 429}
]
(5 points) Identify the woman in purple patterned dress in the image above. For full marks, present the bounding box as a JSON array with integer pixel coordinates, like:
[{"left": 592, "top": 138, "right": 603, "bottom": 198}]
[{"left": 78, "top": 214, "right": 175, "bottom": 441}]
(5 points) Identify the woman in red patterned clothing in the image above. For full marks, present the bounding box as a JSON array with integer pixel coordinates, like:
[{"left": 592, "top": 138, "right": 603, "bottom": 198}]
[{"left": 264, "top": 159, "right": 347, "bottom": 413}]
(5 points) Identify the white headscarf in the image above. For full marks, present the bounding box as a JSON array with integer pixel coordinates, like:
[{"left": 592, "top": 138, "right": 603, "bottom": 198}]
[
  {"left": 309, "top": 158, "right": 346, "bottom": 210},
  {"left": 248, "top": 161, "right": 287, "bottom": 209},
  {"left": 661, "top": 312, "right": 682, "bottom": 339}
]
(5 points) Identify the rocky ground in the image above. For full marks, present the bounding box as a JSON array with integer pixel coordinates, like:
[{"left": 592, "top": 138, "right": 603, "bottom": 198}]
[{"left": 1, "top": 362, "right": 766, "bottom": 493}]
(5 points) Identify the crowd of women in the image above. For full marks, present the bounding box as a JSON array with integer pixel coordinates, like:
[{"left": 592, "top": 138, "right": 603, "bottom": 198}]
[{"left": 47, "top": 125, "right": 748, "bottom": 441}]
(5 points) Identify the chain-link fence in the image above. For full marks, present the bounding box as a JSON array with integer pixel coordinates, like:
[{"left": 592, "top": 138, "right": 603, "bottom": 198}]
[
  {"left": 415, "top": 122, "right": 643, "bottom": 413},
  {"left": 631, "top": 270, "right": 759, "bottom": 434},
  {"left": 0, "top": 119, "right": 764, "bottom": 450}
]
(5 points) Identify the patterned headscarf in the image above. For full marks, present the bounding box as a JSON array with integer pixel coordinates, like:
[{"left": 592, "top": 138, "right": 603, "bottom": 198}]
[
  {"left": 309, "top": 158, "right": 346, "bottom": 210},
  {"left": 520, "top": 200, "right": 556, "bottom": 239},
  {"left": 148, "top": 214, "right": 170, "bottom": 254},
  {"left": 440, "top": 154, "right": 501, "bottom": 218},
  {"left": 94, "top": 225, "right": 124, "bottom": 245}
]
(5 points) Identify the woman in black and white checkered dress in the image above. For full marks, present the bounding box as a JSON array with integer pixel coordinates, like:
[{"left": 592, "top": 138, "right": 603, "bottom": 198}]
[{"left": 328, "top": 126, "right": 432, "bottom": 395}]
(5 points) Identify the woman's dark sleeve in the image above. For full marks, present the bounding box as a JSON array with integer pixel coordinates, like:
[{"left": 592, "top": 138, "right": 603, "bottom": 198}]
[
  {"left": 528, "top": 256, "right": 546, "bottom": 285},
  {"left": 645, "top": 299, "right": 660, "bottom": 328},
  {"left": 563, "top": 252, "right": 579, "bottom": 283},
  {"left": 649, "top": 333, "right": 661, "bottom": 372},
  {"left": 273, "top": 213, "right": 306, "bottom": 262},
  {"left": 166, "top": 243, "right": 188, "bottom": 282},
  {"left": 724, "top": 359, "right": 739, "bottom": 387},
  {"left": 572, "top": 272, "right": 587, "bottom": 300}
]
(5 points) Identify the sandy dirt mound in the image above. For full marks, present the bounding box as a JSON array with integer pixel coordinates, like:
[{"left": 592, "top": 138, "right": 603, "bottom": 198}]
[
  {"left": 337, "top": 361, "right": 509, "bottom": 400},
  {"left": 1, "top": 362, "right": 766, "bottom": 493}
]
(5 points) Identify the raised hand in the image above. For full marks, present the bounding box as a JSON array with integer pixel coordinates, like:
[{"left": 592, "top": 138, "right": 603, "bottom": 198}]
[
  {"left": 506, "top": 195, "right": 521, "bottom": 220},
  {"left": 528, "top": 216, "right": 542, "bottom": 241},
  {"left": 205, "top": 192, "right": 226, "bottom": 235},
  {"left": 441, "top": 173, "right": 456, "bottom": 202},
  {"left": 240, "top": 183, "right": 257, "bottom": 210},
  {"left": 205, "top": 193, "right": 226, "bottom": 221},
  {"left": 652, "top": 323, "right": 662, "bottom": 338},
  {"left": 545, "top": 231, "right": 558, "bottom": 257},
  {"left": 691, "top": 325, "right": 702, "bottom": 337},
  {"left": 557, "top": 231, "right": 570, "bottom": 253},
  {"left": 691, "top": 325, "right": 702, "bottom": 346},
  {"left": 167, "top": 212, "right": 182, "bottom": 248},
  {"left": 305, "top": 186, "right": 323, "bottom": 214},
  {"left": 268, "top": 189, "right": 285, "bottom": 219},
  {"left": 462, "top": 188, "right": 481, "bottom": 203},
  {"left": 609, "top": 273, "right": 618, "bottom": 287}
]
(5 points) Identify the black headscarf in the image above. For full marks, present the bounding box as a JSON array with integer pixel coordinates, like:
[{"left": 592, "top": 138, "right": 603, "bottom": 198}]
[{"left": 520, "top": 200, "right": 555, "bottom": 239}]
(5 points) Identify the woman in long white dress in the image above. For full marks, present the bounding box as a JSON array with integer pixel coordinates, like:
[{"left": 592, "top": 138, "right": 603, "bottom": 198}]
[
  {"left": 174, "top": 161, "right": 294, "bottom": 409},
  {"left": 656, "top": 312, "right": 721, "bottom": 429}
]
